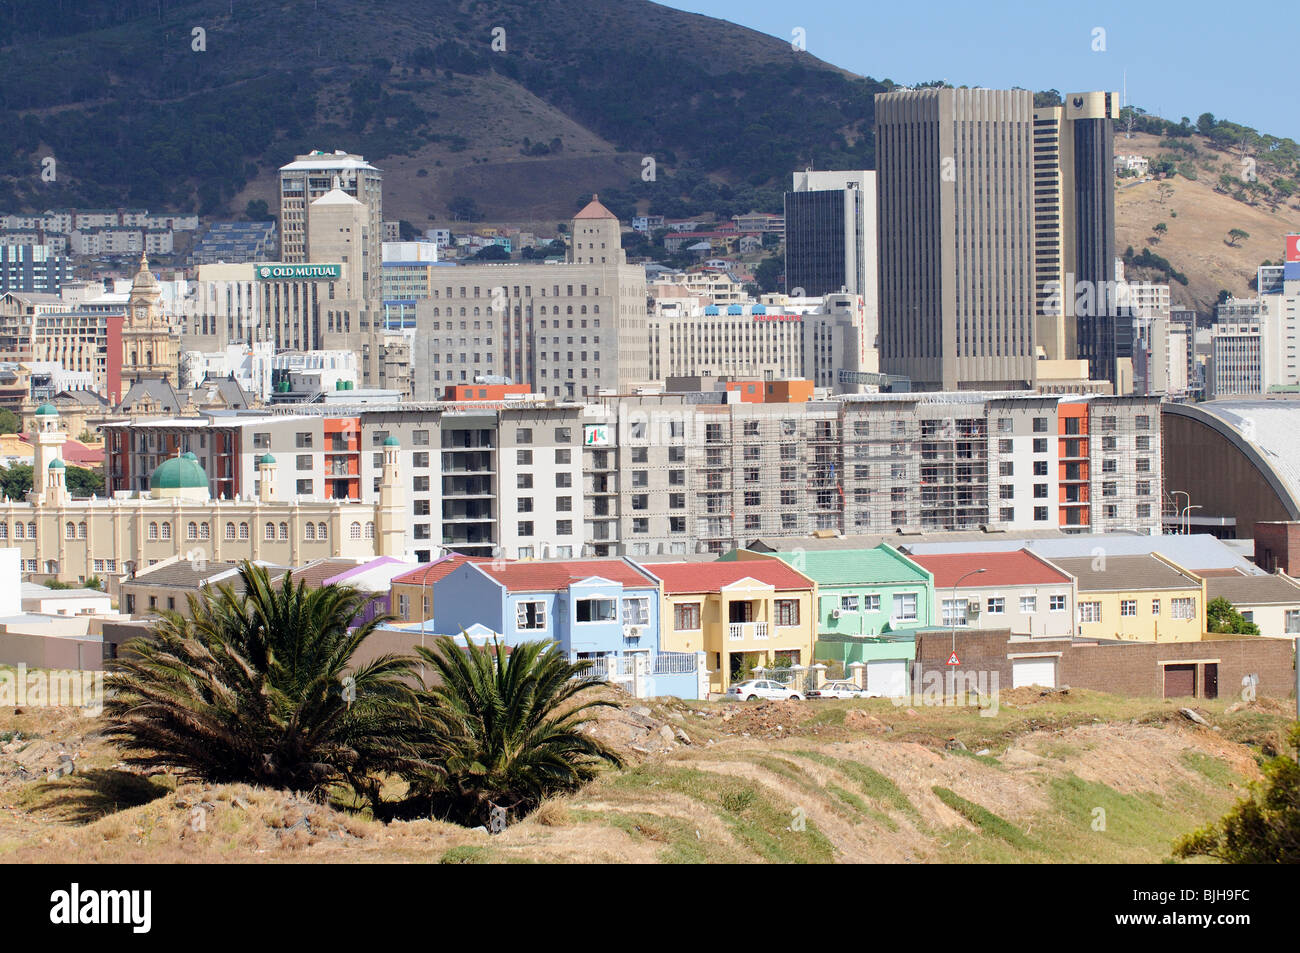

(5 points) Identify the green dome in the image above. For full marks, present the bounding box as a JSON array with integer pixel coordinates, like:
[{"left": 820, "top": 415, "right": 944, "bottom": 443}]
[
  {"left": 35, "top": 403, "right": 58, "bottom": 416},
  {"left": 383, "top": 436, "right": 400, "bottom": 447},
  {"left": 258, "top": 452, "right": 276, "bottom": 466},
  {"left": 48, "top": 458, "right": 65, "bottom": 469},
  {"left": 150, "top": 455, "right": 207, "bottom": 490},
  {"left": 182, "top": 451, "right": 198, "bottom": 461}
]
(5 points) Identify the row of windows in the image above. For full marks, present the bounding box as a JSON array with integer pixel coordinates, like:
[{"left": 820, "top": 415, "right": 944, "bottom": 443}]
[{"left": 0, "top": 519, "right": 370, "bottom": 543}]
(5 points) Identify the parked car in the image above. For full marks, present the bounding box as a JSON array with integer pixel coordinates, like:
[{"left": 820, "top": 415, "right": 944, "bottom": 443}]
[
  {"left": 729, "top": 679, "right": 804, "bottom": 701},
  {"left": 807, "top": 680, "right": 880, "bottom": 700}
]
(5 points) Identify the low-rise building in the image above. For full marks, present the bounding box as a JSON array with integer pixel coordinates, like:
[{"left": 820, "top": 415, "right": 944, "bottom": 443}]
[
  {"left": 909, "top": 549, "right": 1077, "bottom": 638},
  {"left": 1203, "top": 571, "right": 1300, "bottom": 639},
  {"left": 1049, "top": 553, "right": 1206, "bottom": 641},
  {"left": 640, "top": 558, "right": 817, "bottom": 693}
]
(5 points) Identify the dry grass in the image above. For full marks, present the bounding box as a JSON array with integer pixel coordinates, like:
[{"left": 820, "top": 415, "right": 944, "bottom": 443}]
[{"left": 0, "top": 687, "right": 1291, "bottom": 864}]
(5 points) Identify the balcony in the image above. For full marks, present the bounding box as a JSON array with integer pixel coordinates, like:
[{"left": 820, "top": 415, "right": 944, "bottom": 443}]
[{"left": 728, "top": 621, "right": 769, "bottom": 641}]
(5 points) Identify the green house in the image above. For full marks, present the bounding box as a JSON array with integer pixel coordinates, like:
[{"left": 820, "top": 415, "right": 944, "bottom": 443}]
[{"left": 724, "top": 545, "right": 936, "bottom": 687}]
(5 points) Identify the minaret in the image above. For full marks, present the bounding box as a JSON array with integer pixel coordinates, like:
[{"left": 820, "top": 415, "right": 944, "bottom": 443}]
[
  {"left": 27, "top": 404, "right": 68, "bottom": 506},
  {"left": 257, "top": 453, "right": 279, "bottom": 502},
  {"left": 376, "top": 435, "right": 406, "bottom": 557}
]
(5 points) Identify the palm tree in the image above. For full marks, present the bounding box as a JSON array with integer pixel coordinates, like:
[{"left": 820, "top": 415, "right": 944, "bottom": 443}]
[
  {"left": 105, "top": 562, "right": 420, "bottom": 810},
  {"left": 403, "top": 636, "right": 623, "bottom": 826}
]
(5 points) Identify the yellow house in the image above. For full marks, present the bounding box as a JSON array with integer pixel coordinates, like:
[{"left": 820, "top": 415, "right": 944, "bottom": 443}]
[
  {"left": 1050, "top": 553, "right": 1207, "bottom": 642},
  {"left": 639, "top": 558, "right": 817, "bottom": 693}
]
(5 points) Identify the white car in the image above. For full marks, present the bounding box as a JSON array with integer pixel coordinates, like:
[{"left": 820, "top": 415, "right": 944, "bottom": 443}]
[
  {"left": 807, "top": 680, "right": 880, "bottom": 700},
  {"left": 729, "top": 679, "right": 804, "bottom": 701}
]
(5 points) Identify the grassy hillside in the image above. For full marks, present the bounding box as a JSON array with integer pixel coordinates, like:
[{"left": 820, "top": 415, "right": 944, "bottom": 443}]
[{"left": 1, "top": 684, "right": 1291, "bottom": 863}]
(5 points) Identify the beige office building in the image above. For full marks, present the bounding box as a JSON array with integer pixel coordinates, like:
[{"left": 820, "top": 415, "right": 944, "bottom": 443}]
[{"left": 875, "top": 88, "right": 1037, "bottom": 391}]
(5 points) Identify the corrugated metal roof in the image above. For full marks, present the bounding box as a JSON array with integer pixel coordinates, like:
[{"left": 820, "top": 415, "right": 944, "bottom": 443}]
[
  {"left": 910, "top": 550, "right": 1072, "bottom": 589},
  {"left": 1050, "top": 554, "right": 1201, "bottom": 592},
  {"left": 1206, "top": 573, "right": 1300, "bottom": 606}
]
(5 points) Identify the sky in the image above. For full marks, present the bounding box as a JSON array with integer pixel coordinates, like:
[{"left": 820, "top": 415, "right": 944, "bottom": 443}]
[{"left": 660, "top": 0, "right": 1293, "bottom": 140}]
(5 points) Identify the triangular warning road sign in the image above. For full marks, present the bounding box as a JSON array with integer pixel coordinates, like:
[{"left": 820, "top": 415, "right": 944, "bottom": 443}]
[{"left": 946, "top": 652, "right": 961, "bottom": 666}]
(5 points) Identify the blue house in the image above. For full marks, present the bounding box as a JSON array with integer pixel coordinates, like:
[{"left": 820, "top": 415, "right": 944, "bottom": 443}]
[{"left": 432, "top": 558, "right": 663, "bottom": 661}]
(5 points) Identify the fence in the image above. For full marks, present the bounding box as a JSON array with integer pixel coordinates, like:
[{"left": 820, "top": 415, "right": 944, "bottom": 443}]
[{"left": 576, "top": 652, "right": 704, "bottom": 699}]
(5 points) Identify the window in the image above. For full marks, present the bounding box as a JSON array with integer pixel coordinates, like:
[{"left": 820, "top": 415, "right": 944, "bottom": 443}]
[
  {"left": 893, "top": 593, "right": 918, "bottom": 622},
  {"left": 1079, "top": 601, "right": 1102, "bottom": 623},
  {"left": 364, "top": 522, "right": 374, "bottom": 539},
  {"left": 1152, "top": 599, "right": 1160, "bottom": 615},
  {"left": 517, "top": 428, "right": 533, "bottom": 444},
  {"left": 517, "top": 521, "right": 534, "bottom": 537},
  {"left": 517, "top": 497, "right": 534, "bottom": 513},
  {"left": 278, "top": 522, "right": 289, "bottom": 540},
  {"left": 160, "top": 522, "right": 172, "bottom": 540},
  {"left": 674, "top": 602, "right": 701, "bottom": 630},
  {"left": 840, "top": 595, "right": 860, "bottom": 612},
  {"left": 1032, "top": 417, "right": 1048, "bottom": 433},
  {"left": 225, "top": 522, "right": 236, "bottom": 540},
  {"left": 1020, "top": 595, "right": 1037, "bottom": 614},
  {"left": 775, "top": 599, "right": 799, "bottom": 627},
  {"left": 1285, "top": 609, "right": 1300, "bottom": 634},
  {"left": 1171, "top": 598, "right": 1195, "bottom": 620},
  {"left": 1032, "top": 438, "right": 1047, "bottom": 454},
  {"left": 517, "top": 473, "right": 533, "bottom": 489},
  {"left": 623, "top": 597, "right": 650, "bottom": 626},
  {"left": 555, "top": 427, "right": 571, "bottom": 443},
  {"left": 986, "top": 598, "right": 1005, "bottom": 614},
  {"left": 1033, "top": 460, "right": 1048, "bottom": 476},
  {"left": 65, "top": 522, "right": 75, "bottom": 540},
  {"left": 239, "top": 522, "right": 249, "bottom": 539},
  {"left": 148, "top": 522, "right": 158, "bottom": 540},
  {"left": 1120, "top": 599, "right": 1137, "bottom": 617},
  {"left": 296, "top": 479, "right": 313, "bottom": 495},
  {"left": 305, "top": 523, "right": 316, "bottom": 540},
  {"left": 349, "top": 522, "right": 361, "bottom": 539},
  {"left": 863, "top": 594, "right": 880, "bottom": 612},
  {"left": 556, "top": 520, "right": 573, "bottom": 536},
  {"left": 941, "top": 599, "right": 968, "bottom": 627},
  {"left": 1034, "top": 506, "right": 1048, "bottom": 522},
  {"left": 1049, "top": 595, "right": 1066, "bottom": 612},
  {"left": 516, "top": 449, "right": 532, "bottom": 465},
  {"left": 516, "top": 600, "right": 546, "bottom": 630},
  {"left": 576, "top": 598, "right": 617, "bottom": 623},
  {"left": 187, "top": 521, "right": 198, "bottom": 540},
  {"left": 295, "top": 432, "right": 313, "bottom": 448},
  {"left": 265, "top": 522, "right": 275, "bottom": 540},
  {"left": 555, "top": 472, "right": 572, "bottom": 488},
  {"left": 556, "top": 448, "right": 571, "bottom": 465}
]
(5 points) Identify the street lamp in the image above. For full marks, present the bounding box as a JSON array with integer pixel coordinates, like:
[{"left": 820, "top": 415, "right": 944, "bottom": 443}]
[
  {"left": 950, "top": 568, "right": 987, "bottom": 656},
  {"left": 1170, "top": 490, "right": 1189, "bottom": 534},
  {"left": 1183, "top": 504, "right": 1203, "bottom": 537}
]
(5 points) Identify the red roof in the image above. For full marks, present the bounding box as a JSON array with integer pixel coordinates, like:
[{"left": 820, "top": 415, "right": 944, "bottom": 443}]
[
  {"left": 18, "top": 435, "right": 104, "bottom": 466},
  {"left": 573, "top": 195, "right": 617, "bottom": 220},
  {"left": 391, "top": 554, "right": 492, "bottom": 586},
  {"left": 909, "top": 550, "right": 1071, "bottom": 589},
  {"left": 641, "top": 559, "right": 811, "bottom": 594},
  {"left": 475, "top": 559, "right": 656, "bottom": 592}
]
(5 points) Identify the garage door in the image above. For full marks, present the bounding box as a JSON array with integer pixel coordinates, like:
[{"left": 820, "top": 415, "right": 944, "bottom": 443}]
[
  {"left": 1163, "top": 664, "right": 1197, "bottom": 698},
  {"left": 866, "top": 660, "right": 908, "bottom": 697},
  {"left": 1012, "top": 658, "right": 1056, "bottom": 689}
]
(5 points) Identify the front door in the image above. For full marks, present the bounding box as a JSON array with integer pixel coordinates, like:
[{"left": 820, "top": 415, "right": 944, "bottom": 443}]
[{"left": 1203, "top": 663, "right": 1219, "bottom": 700}]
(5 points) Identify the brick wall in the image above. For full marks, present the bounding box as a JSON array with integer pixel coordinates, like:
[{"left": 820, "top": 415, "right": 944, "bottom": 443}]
[
  {"left": 914, "top": 628, "right": 1295, "bottom": 699},
  {"left": 1255, "top": 521, "right": 1300, "bottom": 575}
]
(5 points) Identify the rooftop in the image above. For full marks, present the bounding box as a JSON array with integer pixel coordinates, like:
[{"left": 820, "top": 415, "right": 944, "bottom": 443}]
[
  {"left": 909, "top": 550, "right": 1072, "bottom": 590},
  {"left": 1049, "top": 554, "right": 1202, "bottom": 593},
  {"left": 475, "top": 559, "right": 657, "bottom": 592},
  {"left": 1205, "top": 572, "right": 1300, "bottom": 606},
  {"left": 759, "top": 545, "right": 929, "bottom": 586},
  {"left": 640, "top": 558, "right": 811, "bottom": 594}
]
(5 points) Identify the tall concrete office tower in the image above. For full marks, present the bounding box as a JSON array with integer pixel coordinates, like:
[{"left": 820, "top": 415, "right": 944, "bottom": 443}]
[
  {"left": 875, "top": 88, "right": 1036, "bottom": 391},
  {"left": 1032, "top": 92, "right": 1122, "bottom": 383},
  {"left": 784, "top": 171, "right": 878, "bottom": 316},
  {"left": 278, "top": 151, "right": 383, "bottom": 303}
]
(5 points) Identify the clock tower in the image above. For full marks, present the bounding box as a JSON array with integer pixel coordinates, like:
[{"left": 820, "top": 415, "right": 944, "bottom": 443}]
[{"left": 121, "top": 252, "right": 176, "bottom": 384}]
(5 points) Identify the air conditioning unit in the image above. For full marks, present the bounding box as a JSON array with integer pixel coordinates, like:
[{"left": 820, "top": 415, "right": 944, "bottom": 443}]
[
  {"left": 831, "top": 608, "right": 844, "bottom": 620},
  {"left": 967, "top": 600, "right": 981, "bottom": 617},
  {"left": 624, "top": 625, "right": 642, "bottom": 639}
]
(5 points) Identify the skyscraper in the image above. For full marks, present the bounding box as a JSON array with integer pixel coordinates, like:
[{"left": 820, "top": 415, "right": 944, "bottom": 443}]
[
  {"left": 875, "top": 88, "right": 1037, "bottom": 390},
  {"left": 1033, "top": 92, "right": 1122, "bottom": 383},
  {"left": 278, "top": 151, "right": 383, "bottom": 303},
  {"left": 784, "top": 170, "right": 878, "bottom": 313}
]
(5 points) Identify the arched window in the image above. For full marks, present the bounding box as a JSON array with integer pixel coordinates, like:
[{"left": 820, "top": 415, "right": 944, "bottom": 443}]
[
  {"left": 13, "top": 523, "right": 23, "bottom": 539},
  {"left": 148, "top": 522, "right": 158, "bottom": 540},
  {"left": 65, "top": 521, "right": 75, "bottom": 540},
  {"left": 77, "top": 522, "right": 87, "bottom": 539},
  {"left": 278, "top": 522, "right": 288, "bottom": 540},
  {"left": 349, "top": 522, "right": 361, "bottom": 539},
  {"left": 27, "top": 522, "right": 34, "bottom": 538},
  {"left": 304, "top": 523, "right": 316, "bottom": 540},
  {"left": 0, "top": 523, "right": 8, "bottom": 540},
  {"left": 160, "top": 522, "right": 171, "bottom": 540},
  {"left": 226, "top": 522, "right": 236, "bottom": 540},
  {"left": 593, "top": 305, "right": 600, "bottom": 314},
  {"left": 264, "top": 522, "right": 275, "bottom": 540},
  {"left": 200, "top": 523, "right": 210, "bottom": 540},
  {"left": 365, "top": 521, "right": 375, "bottom": 539},
  {"left": 317, "top": 522, "right": 328, "bottom": 540},
  {"left": 239, "top": 522, "right": 249, "bottom": 540},
  {"left": 187, "top": 521, "right": 198, "bottom": 540}
]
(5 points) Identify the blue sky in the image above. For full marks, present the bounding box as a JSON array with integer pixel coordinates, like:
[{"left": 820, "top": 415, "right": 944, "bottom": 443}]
[{"left": 660, "top": 0, "right": 1292, "bottom": 139}]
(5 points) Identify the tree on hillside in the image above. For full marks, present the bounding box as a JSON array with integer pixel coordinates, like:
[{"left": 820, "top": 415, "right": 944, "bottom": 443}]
[
  {"left": 1206, "top": 596, "right": 1260, "bottom": 635},
  {"left": 402, "top": 636, "right": 623, "bottom": 827},
  {"left": 1226, "top": 228, "right": 1250, "bottom": 247},
  {"left": 0, "top": 408, "right": 18, "bottom": 434},
  {"left": 1156, "top": 182, "right": 1175, "bottom": 205},
  {"left": 105, "top": 563, "right": 421, "bottom": 810},
  {"left": 471, "top": 245, "right": 510, "bottom": 261},
  {"left": 1151, "top": 222, "right": 1167, "bottom": 243},
  {"left": 447, "top": 196, "right": 482, "bottom": 222},
  {"left": 1174, "top": 724, "right": 1300, "bottom": 863},
  {"left": 754, "top": 255, "right": 783, "bottom": 294}
]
